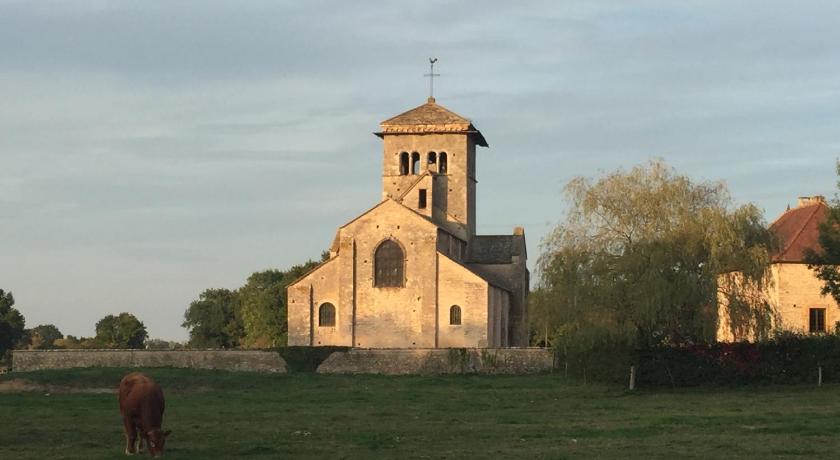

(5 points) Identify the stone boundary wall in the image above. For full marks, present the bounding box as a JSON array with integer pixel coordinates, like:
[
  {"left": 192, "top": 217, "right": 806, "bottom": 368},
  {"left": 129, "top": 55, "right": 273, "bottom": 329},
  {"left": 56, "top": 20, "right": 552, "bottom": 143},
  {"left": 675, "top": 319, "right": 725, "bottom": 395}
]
[
  {"left": 317, "top": 348, "right": 554, "bottom": 375},
  {"left": 12, "top": 350, "right": 287, "bottom": 373}
]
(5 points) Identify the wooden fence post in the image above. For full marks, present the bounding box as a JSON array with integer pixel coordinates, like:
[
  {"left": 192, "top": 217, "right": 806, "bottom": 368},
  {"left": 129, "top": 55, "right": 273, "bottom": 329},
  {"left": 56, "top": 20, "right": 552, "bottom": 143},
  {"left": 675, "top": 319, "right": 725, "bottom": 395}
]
[
  {"left": 629, "top": 365, "right": 637, "bottom": 391},
  {"left": 818, "top": 366, "right": 823, "bottom": 387}
]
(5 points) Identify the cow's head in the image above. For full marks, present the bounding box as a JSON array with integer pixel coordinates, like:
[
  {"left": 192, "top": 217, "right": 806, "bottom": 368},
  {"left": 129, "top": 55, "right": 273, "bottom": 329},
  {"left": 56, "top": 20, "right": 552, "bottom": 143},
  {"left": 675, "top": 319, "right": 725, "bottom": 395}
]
[{"left": 146, "top": 429, "right": 171, "bottom": 457}]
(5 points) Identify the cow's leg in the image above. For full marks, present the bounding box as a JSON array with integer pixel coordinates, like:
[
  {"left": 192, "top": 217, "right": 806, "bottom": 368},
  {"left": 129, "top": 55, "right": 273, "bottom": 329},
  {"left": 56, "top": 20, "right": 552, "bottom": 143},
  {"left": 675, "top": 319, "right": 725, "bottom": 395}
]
[
  {"left": 136, "top": 425, "right": 146, "bottom": 453},
  {"left": 122, "top": 416, "right": 137, "bottom": 455}
]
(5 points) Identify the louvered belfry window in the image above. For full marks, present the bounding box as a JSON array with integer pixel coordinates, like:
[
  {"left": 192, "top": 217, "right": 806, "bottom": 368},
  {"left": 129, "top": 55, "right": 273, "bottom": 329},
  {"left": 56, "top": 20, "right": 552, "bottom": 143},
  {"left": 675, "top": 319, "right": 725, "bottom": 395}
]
[{"left": 375, "top": 239, "right": 404, "bottom": 287}]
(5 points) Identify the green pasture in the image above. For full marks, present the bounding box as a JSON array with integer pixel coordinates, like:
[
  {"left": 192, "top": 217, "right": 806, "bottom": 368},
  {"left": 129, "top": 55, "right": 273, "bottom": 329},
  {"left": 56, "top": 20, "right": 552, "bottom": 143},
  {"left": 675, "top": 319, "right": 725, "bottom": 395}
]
[{"left": 0, "top": 368, "right": 837, "bottom": 459}]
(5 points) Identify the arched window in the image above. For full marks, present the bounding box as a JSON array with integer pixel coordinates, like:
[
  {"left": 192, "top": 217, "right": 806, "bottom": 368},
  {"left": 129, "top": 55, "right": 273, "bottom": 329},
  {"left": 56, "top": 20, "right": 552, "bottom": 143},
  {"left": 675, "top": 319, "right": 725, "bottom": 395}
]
[
  {"left": 399, "top": 152, "right": 409, "bottom": 176},
  {"left": 319, "top": 303, "right": 336, "bottom": 327},
  {"left": 411, "top": 152, "right": 421, "bottom": 175},
  {"left": 439, "top": 152, "right": 448, "bottom": 174},
  {"left": 374, "top": 239, "right": 404, "bottom": 287},
  {"left": 450, "top": 305, "right": 461, "bottom": 325},
  {"left": 427, "top": 152, "right": 437, "bottom": 172}
]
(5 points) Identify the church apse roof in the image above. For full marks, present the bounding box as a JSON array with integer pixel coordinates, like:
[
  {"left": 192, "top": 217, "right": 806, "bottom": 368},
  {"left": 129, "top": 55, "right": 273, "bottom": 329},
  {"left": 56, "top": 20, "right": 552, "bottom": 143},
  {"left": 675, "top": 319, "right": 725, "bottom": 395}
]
[{"left": 375, "top": 98, "right": 488, "bottom": 147}]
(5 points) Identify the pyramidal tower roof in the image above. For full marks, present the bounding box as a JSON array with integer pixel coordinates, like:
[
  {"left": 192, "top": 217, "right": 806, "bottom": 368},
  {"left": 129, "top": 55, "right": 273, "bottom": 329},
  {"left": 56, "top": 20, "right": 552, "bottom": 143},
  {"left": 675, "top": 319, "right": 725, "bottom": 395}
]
[{"left": 375, "top": 97, "right": 488, "bottom": 147}]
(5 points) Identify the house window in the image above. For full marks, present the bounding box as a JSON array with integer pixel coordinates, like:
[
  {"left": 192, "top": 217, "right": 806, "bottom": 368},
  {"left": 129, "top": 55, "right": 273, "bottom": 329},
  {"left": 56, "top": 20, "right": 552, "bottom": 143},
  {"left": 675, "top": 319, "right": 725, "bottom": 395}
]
[
  {"left": 438, "top": 152, "right": 447, "bottom": 174},
  {"left": 374, "top": 239, "right": 404, "bottom": 287},
  {"left": 399, "top": 152, "right": 409, "bottom": 175},
  {"left": 419, "top": 189, "right": 427, "bottom": 209},
  {"left": 411, "top": 152, "right": 421, "bottom": 175},
  {"left": 810, "top": 308, "right": 826, "bottom": 333},
  {"left": 427, "top": 152, "right": 437, "bottom": 171},
  {"left": 319, "top": 303, "right": 336, "bottom": 327},
  {"left": 450, "top": 305, "right": 461, "bottom": 325}
]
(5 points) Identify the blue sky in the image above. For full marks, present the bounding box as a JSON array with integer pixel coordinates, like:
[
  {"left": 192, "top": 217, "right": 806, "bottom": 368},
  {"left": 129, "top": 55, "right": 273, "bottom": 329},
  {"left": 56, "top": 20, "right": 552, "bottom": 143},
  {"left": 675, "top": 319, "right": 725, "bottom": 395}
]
[{"left": 1, "top": 0, "right": 838, "bottom": 340}]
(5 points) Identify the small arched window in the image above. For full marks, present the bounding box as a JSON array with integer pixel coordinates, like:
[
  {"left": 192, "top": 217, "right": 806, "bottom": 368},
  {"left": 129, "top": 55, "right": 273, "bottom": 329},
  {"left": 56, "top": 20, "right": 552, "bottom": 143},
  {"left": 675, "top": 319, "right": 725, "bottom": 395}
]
[
  {"left": 427, "top": 152, "right": 437, "bottom": 172},
  {"left": 399, "top": 152, "right": 409, "bottom": 176},
  {"left": 439, "top": 152, "right": 448, "bottom": 174},
  {"left": 374, "top": 239, "right": 405, "bottom": 287},
  {"left": 319, "top": 303, "right": 336, "bottom": 327},
  {"left": 411, "top": 152, "right": 421, "bottom": 175},
  {"left": 450, "top": 305, "right": 461, "bottom": 325}
]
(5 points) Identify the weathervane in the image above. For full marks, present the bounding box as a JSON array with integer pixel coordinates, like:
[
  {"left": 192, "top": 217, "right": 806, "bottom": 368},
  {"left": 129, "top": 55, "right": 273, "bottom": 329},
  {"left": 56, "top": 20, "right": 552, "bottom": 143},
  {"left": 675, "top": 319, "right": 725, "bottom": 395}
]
[{"left": 424, "top": 57, "right": 439, "bottom": 101}]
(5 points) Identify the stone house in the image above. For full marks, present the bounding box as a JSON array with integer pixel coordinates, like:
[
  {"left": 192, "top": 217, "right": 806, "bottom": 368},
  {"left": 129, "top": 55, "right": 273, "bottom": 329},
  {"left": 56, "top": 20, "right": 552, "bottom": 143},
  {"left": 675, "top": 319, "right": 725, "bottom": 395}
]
[
  {"left": 717, "top": 195, "right": 839, "bottom": 341},
  {"left": 287, "top": 98, "right": 529, "bottom": 348}
]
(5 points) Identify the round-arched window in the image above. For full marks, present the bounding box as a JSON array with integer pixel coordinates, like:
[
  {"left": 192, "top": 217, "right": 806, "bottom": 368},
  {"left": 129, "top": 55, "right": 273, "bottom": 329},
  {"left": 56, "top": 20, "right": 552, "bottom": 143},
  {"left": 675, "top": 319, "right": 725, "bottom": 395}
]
[
  {"left": 450, "top": 305, "right": 462, "bottom": 325},
  {"left": 399, "top": 152, "right": 409, "bottom": 176},
  {"left": 438, "top": 152, "right": 448, "bottom": 174},
  {"left": 374, "top": 239, "right": 405, "bottom": 287},
  {"left": 319, "top": 303, "right": 336, "bottom": 327}
]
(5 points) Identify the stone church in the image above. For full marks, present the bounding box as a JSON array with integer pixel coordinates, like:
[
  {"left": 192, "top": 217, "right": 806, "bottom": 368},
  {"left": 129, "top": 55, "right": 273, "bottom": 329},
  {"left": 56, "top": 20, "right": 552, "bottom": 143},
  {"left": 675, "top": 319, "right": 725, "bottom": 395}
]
[{"left": 287, "top": 97, "right": 528, "bottom": 348}]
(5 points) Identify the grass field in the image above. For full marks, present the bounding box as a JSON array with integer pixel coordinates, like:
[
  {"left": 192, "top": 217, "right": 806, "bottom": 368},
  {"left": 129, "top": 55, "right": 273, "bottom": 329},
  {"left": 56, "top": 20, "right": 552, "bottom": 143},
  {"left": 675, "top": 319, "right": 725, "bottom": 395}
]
[{"left": 1, "top": 368, "right": 838, "bottom": 459}]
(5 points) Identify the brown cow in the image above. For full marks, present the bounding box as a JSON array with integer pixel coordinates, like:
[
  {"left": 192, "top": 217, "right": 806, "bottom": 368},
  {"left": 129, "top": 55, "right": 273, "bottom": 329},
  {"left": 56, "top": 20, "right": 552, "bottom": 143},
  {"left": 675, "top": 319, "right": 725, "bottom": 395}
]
[{"left": 118, "top": 372, "right": 171, "bottom": 457}]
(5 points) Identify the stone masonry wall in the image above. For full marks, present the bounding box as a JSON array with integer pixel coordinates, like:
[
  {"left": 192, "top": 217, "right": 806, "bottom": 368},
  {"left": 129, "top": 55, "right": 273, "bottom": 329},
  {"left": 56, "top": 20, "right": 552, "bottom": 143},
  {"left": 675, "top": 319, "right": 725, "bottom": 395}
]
[
  {"left": 316, "top": 348, "right": 554, "bottom": 375},
  {"left": 718, "top": 263, "right": 840, "bottom": 341},
  {"left": 12, "top": 350, "right": 287, "bottom": 373},
  {"left": 775, "top": 263, "right": 840, "bottom": 332}
]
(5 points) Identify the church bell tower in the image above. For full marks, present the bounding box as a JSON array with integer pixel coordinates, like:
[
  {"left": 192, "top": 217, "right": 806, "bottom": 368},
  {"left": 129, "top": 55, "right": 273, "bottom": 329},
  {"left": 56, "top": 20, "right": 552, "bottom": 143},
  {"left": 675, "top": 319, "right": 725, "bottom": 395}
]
[{"left": 374, "top": 97, "right": 488, "bottom": 240}]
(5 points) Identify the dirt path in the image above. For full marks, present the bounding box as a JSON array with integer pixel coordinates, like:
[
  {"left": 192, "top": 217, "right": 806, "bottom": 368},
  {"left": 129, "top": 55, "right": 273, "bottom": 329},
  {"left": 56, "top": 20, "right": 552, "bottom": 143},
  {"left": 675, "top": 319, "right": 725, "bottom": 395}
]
[{"left": 0, "top": 378, "right": 115, "bottom": 394}]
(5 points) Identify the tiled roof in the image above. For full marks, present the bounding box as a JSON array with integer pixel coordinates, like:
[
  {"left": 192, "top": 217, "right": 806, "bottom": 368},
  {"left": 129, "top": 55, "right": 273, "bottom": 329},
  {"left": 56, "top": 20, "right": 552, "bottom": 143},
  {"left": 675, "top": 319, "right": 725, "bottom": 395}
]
[
  {"left": 376, "top": 98, "right": 488, "bottom": 147},
  {"left": 468, "top": 235, "right": 526, "bottom": 264},
  {"left": 770, "top": 200, "right": 828, "bottom": 262},
  {"left": 381, "top": 98, "right": 471, "bottom": 125}
]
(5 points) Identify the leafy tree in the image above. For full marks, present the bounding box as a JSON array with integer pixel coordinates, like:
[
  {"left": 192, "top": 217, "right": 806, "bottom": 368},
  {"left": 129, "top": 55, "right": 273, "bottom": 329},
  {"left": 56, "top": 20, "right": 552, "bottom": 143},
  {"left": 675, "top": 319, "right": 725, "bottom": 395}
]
[
  {"left": 27, "top": 324, "right": 63, "bottom": 349},
  {"left": 238, "top": 271, "right": 286, "bottom": 349},
  {"left": 0, "top": 289, "right": 26, "bottom": 360},
  {"left": 182, "top": 252, "right": 328, "bottom": 349},
  {"left": 94, "top": 313, "right": 148, "bottom": 349},
  {"left": 238, "top": 253, "right": 327, "bottom": 349},
  {"left": 806, "top": 163, "right": 840, "bottom": 305},
  {"left": 182, "top": 289, "right": 242, "bottom": 348},
  {"left": 534, "top": 160, "right": 774, "bottom": 350}
]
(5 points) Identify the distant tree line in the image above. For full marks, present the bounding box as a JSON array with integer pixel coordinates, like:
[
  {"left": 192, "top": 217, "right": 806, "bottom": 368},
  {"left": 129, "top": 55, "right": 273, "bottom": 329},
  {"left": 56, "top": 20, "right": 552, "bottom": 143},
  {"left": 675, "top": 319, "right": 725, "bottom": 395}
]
[
  {"left": 0, "top": 251, "right": 328, "bottom": 362},
  {"left": 0, "top": 288, "right": 153, "bottom": 364}
]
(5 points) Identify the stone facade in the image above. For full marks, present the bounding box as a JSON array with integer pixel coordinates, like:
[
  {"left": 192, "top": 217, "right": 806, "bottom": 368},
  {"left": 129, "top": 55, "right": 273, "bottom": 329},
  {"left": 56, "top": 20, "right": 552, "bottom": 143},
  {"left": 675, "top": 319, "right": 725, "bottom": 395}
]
[
  {"left": 288, "top": 98, "right": 529, "bottom": 348},
  {"left": 718, "top": 264, "right": 840, "bottom": 341},
  {"left": 12, "top": 350, "right": 287, "bottom": 373},
  {"left": 316, "top": 348, "right": 554, "bottom": 375},
  {"left": 717, "top": 196, "right": 840, "bottom": 341}
]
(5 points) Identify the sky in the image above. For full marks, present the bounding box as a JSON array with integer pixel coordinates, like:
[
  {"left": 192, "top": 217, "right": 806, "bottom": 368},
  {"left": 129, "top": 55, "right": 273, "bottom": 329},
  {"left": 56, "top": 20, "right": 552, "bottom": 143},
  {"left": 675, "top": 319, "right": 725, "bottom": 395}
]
[{"left": 1, "top": 0, "right": 838, "bottom": 341}]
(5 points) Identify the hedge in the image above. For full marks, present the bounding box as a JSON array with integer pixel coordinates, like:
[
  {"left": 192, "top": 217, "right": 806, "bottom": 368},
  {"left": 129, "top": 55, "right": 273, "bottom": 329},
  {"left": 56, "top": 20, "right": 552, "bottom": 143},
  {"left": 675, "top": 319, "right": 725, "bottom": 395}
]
[{"left": 555, "top": 334, "right": 840, "bottom": 386}]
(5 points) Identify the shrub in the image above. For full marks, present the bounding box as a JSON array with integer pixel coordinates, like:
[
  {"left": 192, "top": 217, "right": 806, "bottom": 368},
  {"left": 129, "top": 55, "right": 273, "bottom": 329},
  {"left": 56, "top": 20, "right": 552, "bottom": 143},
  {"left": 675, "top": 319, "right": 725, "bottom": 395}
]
[{"left": 558, "top": 334, "right": 840, "bottom": 386}]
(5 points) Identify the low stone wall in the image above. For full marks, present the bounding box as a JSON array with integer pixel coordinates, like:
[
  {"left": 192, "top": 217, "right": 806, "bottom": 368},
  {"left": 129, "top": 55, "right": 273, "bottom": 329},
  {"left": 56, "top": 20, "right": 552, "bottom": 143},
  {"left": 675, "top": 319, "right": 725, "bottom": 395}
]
[
  {"left": 12, "top": 350, "right": 287, "bottom": 373},
  {"left": 317, "top": 348, "right": 555, "bottom": 375}
]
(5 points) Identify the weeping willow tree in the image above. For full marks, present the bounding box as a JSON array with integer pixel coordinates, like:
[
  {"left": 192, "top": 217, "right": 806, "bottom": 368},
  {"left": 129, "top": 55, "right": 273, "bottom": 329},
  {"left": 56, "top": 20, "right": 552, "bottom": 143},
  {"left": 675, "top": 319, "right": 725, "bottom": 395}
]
[{"left": 532, "top": 160, "right": 776, "bottom": 351}]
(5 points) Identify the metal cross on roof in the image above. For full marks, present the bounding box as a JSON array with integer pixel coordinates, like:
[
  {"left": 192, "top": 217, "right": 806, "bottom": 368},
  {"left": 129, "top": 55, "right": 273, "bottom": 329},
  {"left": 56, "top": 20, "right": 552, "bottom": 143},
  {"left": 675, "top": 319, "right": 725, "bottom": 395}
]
[{"left": 424, "top": 57, "right": 439, "bottom": 100}]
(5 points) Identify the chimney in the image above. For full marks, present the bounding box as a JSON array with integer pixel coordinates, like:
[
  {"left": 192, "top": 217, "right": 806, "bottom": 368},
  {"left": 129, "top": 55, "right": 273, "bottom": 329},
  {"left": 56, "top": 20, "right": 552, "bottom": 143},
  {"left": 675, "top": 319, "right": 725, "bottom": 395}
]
[
  {"left": 513, "top": 226, "right": 525, "bottom": 236},
  {"left": 798, "top": 195, "right": 826, "bottom": 208}
]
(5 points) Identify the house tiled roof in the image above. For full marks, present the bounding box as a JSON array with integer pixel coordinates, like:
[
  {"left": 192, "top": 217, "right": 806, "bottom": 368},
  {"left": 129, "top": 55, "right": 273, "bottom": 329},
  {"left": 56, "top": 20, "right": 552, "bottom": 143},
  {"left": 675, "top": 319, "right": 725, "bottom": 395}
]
[
  {"left": 375, "top": 98, "right": 488, "bottom": 147},
  {"left": 770, "top": 197, "right": 828, "bottom": 262}
]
